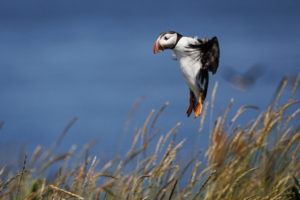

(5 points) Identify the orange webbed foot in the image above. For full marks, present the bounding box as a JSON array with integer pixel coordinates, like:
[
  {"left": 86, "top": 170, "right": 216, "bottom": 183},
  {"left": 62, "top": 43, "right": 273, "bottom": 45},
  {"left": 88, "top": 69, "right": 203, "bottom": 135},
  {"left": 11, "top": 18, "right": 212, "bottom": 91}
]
[
  {"left": 194, "top": 92, "right": 203, "bottom": 118},
  {"left": 194, "top": 103, "right": 202, "bottom": 118},
  {"left": 187, "top": 105, "right": 193, "bottom": 117},
  {"left": 186, "top": 90, "right": 194, "bottom": 117}
]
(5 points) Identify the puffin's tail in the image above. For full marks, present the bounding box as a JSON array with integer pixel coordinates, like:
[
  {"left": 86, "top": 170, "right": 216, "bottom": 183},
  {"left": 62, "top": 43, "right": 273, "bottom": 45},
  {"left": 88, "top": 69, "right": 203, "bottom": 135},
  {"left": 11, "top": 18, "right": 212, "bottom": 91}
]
[
  {"left": 192, "top": 69, "right": 208, "bottom": 118},
  {"left": 196, "top": 68, "right": 209, "bottom": 102}
]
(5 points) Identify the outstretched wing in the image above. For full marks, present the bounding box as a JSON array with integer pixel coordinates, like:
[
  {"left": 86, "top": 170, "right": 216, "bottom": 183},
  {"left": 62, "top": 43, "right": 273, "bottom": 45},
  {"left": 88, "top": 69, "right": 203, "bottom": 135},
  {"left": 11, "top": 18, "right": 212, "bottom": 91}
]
[
  {"left": 189, "top": 37, "right": 220, "bottom": 74},
  {"left": 200, "top": 37, "right": 220, "bottom": 74}
]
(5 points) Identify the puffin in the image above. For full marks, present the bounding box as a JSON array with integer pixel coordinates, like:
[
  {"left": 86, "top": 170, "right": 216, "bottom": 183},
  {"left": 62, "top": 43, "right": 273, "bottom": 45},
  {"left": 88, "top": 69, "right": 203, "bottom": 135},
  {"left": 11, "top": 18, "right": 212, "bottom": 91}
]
[{"left": 153, "top": 31, "right": 220, "bottom": 118}]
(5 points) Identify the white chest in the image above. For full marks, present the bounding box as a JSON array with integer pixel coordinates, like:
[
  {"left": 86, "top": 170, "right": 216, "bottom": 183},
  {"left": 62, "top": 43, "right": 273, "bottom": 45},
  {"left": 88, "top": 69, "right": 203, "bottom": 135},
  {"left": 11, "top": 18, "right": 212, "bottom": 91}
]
[
  {"left": 172, "top": 36, "right": 204, "bottom": 97},
  {"left": 173, "top": 49, "right": 202, "bottom": 97}
]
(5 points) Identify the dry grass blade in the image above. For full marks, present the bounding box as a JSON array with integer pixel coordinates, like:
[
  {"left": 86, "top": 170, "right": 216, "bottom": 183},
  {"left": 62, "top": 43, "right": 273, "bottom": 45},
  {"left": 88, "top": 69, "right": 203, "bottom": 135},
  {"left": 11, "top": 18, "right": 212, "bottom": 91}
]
[
  {"left": 28, "top": 146, "right": 42, "bottom": 169},
  {"left": 118, "top": 95, "right": 146, "bottom": 157},
  {"left": 81, "top": 156, "right": 97, "bottom": 194},
  {"left": 168, "top": 179, "right": 178, "bottom": 200},
  {"left": 150, "top": 101, "right": 169, "bottom": 134},
  {"left": 178, "top": 150, "right": 202, "bottom": 181},
  {"left": 38, "top": 116, "right": 78, "bottom": 166},
  {"left": 145, "top": 128, "right": 162, "bottom": 148},
  {"left": 127, "top": 129, "right": 142, "bottom": 156},
  {"left": 220, "top": 98, "right": 234, "bottom": 131},
  {"left": 131, "top": 175, "right": 151, "bottom": 196},
  {"left": 99, "top": 157, "right": 119, "bottom": 175},
  {"left": 230, "top": 168, "right": 257, "bottom": 191},
  {"left": 123, "top": 95, "right": 146, "bottom": 133},
  {"left": 154, "top": 179, "right": 176, "bottom": 200},
  {"left": 124, "top": 147, "right": 145, "bottom": 166},
  {"left": 0, "top": 170, "right": 28, "bottom": 193},
  {"left": 272, "top": 76, "right": 288, "bottom": 109},
  {"left": 161, "top": 122, "right": 181, "bottom": 151},
  {"left": 229, "top": 105, "right": 259, "bottom": 127},
  {"left": 143, "top": 109, "right": 155, "bottom": 139},
  {"left": 143, "top": 109, "right": 155, "bottom": 157},
  {"left": 39, "top": 153, "right": 72, "bottom": 174},
  {"left": 93, "top": 173, "right": 117, "bottom": 180},
  {"left": 199, "top": 101, "right": 209, "bottom": 133},
  {"left": 289, "top": 74, "right": 300, "bottom": 101},
  {"left": 192, "top": 170, "right": 216, "bottom": 200},
  {"left": 56, "top": 116, "right": 78, "bottom": 148},
  {"left": 283, "top": 106, "right": 300, "bottom": 130},
  {"left": 49, "top": 184, "right": 84, "bottom": 199},
  {"left": 210, "top": 81, "right": 219, "bottom": 130},
  {"left": 16, "top": 153, "right": 27, "bottom": 198},
  {"left": 0, "top": 165, "right": 6, "bottom": 176}
]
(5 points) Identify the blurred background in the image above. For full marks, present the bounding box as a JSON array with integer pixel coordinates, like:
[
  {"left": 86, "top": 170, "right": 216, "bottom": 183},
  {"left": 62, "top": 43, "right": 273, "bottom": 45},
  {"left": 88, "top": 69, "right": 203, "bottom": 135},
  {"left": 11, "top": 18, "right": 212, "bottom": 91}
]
[{"left": 0, "top": 0, "right": 299, "bottom": 160}]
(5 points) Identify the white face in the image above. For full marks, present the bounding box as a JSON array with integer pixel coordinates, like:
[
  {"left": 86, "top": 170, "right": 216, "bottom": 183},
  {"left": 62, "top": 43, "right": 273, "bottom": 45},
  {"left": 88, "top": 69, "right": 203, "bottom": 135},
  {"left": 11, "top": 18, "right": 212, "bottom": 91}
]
[
  {"left": 154, "top": 31, "right": 180, "bottom": 54},
  {"left": 158, "top": 32, "right": 178, "bottom": 50}
]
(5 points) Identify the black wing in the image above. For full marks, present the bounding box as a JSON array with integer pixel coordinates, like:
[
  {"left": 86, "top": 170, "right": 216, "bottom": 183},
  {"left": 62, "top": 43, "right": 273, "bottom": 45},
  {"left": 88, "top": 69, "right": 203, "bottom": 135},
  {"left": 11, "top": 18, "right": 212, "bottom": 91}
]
[
  {"left": 189, "top": 37, "right": 220, "bottom": 74},
  {"left": 202, "top": 37, "right": 219, "bottom": 74}
]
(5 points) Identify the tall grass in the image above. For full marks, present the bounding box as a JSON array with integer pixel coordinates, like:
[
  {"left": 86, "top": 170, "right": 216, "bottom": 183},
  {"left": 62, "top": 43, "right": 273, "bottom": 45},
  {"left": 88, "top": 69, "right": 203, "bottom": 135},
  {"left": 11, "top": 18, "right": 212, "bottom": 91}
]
[{"left": 0, "top": 76, "right": 299, "bottom": 200}]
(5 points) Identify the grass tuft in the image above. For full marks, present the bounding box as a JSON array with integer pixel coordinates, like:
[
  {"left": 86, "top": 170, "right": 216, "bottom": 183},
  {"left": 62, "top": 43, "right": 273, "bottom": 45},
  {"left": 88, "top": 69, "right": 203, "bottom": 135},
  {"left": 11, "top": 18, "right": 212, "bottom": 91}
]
[{"left": 0, "top": 77, "right": 299, "bottom": 200}]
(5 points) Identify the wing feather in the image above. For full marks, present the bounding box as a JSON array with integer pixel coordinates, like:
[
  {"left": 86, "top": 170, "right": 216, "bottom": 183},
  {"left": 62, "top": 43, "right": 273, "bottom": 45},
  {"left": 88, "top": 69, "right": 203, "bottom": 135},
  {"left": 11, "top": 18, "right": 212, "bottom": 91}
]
[{"left": 189, "top": 37, "right": 220, "bottom": 74}]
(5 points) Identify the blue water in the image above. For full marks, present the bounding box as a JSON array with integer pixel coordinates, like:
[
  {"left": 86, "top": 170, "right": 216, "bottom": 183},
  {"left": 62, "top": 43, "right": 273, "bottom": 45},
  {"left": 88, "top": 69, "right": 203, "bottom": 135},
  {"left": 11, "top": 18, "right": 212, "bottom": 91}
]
[{"left": 0, "top": 0, "right": 299, "bottom": 161}]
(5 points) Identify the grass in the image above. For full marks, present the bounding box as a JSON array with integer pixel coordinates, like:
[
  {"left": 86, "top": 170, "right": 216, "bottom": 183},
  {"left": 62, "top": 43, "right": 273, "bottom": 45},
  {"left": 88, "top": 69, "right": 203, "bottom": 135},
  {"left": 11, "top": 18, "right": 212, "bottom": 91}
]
[{"left": 0, "top": 76, "right": 300, "bottom": 200}]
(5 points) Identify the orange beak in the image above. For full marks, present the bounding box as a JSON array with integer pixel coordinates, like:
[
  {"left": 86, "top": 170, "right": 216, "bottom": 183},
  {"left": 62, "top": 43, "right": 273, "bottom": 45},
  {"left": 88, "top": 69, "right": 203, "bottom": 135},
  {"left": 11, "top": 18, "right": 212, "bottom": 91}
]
[{"left": 153, "top": 40, "right": 163, "bottom": 54}]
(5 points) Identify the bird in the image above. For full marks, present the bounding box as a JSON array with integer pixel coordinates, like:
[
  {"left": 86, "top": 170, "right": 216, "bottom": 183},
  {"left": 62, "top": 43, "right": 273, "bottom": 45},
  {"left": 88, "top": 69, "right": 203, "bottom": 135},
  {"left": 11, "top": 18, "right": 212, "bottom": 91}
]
[
  {"left": 221, "top": 64, "right": 265, "bottom": 92},
  {"left": 153, "top": 31, "right": 220, "bottom": 118}
]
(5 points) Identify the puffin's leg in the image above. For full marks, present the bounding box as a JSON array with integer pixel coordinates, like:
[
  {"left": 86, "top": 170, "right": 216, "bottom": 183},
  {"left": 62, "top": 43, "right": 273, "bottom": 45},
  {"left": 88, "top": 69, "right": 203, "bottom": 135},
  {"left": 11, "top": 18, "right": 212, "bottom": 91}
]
[
  {"left": 186, "top": 90, "right": 194, "bottom": 117},
  {"left": 194, "top": 92, "right": 203, "bottom": 118}
]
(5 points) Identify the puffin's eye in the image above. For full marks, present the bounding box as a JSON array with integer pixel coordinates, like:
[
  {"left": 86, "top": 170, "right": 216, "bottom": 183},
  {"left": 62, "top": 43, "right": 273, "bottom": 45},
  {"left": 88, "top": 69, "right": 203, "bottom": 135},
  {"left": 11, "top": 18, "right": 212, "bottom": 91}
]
[{"left": 164, "top": 36, "right": 169, "bottom": 40}]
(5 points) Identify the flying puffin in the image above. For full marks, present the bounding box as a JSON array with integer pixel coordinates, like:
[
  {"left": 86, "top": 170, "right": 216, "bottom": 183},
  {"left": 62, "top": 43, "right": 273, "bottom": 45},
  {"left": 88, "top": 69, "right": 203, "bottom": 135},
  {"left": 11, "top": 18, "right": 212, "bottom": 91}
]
[{"left": 153, "top": 31, "right": 220, "bottom": 118}]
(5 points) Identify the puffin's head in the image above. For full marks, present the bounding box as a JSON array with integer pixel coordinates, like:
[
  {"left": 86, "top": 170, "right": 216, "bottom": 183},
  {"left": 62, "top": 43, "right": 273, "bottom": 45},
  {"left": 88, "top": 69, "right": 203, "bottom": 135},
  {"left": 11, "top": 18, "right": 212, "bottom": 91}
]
[{"left": 153, "top": 31, "right": 182, "bottom": 54}]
